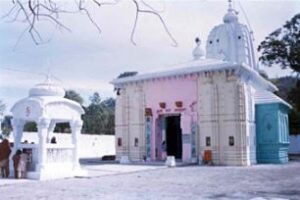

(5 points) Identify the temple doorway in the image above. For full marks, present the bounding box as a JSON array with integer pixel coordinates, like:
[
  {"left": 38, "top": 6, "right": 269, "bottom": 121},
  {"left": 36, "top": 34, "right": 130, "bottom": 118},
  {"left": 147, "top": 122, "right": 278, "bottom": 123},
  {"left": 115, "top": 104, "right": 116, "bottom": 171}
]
[{"left": 166, "top": 115, "right": 182, "bottom": 159}]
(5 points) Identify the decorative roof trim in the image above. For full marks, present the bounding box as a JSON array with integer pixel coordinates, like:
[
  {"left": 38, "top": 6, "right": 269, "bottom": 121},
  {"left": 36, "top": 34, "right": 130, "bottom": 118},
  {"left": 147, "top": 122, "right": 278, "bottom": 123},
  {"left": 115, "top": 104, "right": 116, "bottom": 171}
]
[
  {"left": 254, "top": 90, "right": 292, "bottom": 109},
  {"left": 111, "top": 59, "right": 277, "bottom": 92}
]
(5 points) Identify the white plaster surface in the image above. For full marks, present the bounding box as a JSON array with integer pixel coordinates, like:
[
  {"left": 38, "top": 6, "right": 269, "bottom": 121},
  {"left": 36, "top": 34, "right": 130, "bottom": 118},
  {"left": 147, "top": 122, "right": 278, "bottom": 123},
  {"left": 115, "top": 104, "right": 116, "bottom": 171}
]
[
  {"left": 9, "top": 132, "right": 116, "bottom": 158},
  {"left": 0, "top": 162, "right": 299, "bottom": 199}
]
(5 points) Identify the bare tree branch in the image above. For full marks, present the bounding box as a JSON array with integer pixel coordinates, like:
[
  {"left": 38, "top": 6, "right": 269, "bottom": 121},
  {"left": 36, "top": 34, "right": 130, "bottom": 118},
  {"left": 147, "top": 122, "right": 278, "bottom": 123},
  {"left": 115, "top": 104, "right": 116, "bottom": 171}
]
[
  {"left": 2, "top": 0, "right": 177, "bottom": 46},
  {"left": 131, "top": 0, "right": 177, "bottom": 46}
]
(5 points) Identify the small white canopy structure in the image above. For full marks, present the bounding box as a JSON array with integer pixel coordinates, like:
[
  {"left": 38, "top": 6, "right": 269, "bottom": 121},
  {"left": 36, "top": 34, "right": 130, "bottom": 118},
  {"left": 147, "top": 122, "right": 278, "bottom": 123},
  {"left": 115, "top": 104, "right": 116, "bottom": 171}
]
[{"left": 10, "top": 78, "right": 85, "bottom": 180}]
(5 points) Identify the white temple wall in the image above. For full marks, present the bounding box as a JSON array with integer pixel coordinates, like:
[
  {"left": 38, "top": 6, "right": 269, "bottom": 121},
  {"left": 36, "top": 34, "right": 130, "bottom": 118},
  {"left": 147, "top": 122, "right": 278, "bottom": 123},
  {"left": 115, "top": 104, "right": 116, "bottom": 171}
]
[
  {"left": 115, "top": 90, "right": 129, "bottom": 159},
  {"left": 115, "top": 83, "right": 146, "bottom": 161},
  {"left": 9, "top": 132, "right": 115, "bottom": 158},
  {"left": 198, "top": 70, "right": 253, "bottom": 166}
]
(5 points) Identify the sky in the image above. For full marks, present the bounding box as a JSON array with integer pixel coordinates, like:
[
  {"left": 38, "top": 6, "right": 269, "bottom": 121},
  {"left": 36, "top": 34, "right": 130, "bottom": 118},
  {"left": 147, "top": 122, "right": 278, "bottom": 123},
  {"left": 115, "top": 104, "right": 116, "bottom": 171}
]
[{"left": 0, "top": 0, "right": 299, "bottom": 114}]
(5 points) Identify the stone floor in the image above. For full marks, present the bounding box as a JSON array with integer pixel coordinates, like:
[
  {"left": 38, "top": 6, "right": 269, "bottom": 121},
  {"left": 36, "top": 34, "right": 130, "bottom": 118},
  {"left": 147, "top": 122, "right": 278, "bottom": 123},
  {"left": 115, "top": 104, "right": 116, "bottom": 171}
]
[{"left": 0, "top": 161, "right": 300, "bottom": 200}]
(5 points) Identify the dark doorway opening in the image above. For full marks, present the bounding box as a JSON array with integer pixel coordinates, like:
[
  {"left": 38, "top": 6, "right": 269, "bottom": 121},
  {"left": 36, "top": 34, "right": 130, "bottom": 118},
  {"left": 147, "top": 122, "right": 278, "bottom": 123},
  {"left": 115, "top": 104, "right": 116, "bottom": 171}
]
[{"left": 166, "top": 115, "right": 182, "bottom": 159}]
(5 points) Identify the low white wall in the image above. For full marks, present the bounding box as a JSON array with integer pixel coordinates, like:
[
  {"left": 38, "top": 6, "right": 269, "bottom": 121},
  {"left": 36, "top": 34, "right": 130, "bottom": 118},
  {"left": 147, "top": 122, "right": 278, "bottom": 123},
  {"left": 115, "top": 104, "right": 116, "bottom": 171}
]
[
  {"left": 9, "top": 132, "right": 116, "bottom": 158},
  {"left": 289, "top": 135, "right": 300, "bottom": 154}
]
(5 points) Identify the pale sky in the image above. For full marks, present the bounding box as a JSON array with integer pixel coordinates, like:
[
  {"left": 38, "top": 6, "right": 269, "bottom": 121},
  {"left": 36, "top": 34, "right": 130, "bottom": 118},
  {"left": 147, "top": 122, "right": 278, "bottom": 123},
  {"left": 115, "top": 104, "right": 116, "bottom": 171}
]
[{"left": 0, "top": 0, "right": 299, "bottom": 114}]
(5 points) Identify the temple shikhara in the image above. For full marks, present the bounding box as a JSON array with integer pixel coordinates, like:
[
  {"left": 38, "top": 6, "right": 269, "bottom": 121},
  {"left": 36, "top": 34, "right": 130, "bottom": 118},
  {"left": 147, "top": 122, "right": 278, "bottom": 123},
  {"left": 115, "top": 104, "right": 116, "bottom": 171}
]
[{"left": 112, "top": 2, "right": 291, "bottom": 166}]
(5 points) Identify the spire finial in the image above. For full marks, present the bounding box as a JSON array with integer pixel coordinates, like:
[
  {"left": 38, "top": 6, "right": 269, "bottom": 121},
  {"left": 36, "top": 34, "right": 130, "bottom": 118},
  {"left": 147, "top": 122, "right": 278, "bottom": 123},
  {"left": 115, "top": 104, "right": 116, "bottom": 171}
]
[
  {"left": 45, "top": 68, "right": 52, "bottom": 83},
  {"left": 193, "top": 37, "right": 205, "bottom": 60},
  {"left": 223, "top": 0, "right": 238, "bottom": 23},
  {"left": 228, "top": 0, "right": 233, "bottom": 11}
]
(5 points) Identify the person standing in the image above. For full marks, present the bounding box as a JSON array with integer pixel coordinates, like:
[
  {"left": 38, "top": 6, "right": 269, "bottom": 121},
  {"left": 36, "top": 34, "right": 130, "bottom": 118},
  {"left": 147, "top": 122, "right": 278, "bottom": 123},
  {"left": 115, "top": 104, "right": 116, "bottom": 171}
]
[
  {"left": 19, "top": 150, "right": 29, "bottom": 178},
  {"left": 0, "top": 139, "right": 11, "bottom": 178},
  {"left": 12, "top": 150, "right": 22, "bottom": 179}
]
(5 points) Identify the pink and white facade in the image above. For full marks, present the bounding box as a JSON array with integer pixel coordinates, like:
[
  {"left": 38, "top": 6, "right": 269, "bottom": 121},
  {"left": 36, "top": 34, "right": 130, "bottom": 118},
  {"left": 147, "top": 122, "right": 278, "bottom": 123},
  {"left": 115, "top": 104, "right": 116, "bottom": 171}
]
[{"left": 112, "top": 4, "right": 282, "bottom": 166}]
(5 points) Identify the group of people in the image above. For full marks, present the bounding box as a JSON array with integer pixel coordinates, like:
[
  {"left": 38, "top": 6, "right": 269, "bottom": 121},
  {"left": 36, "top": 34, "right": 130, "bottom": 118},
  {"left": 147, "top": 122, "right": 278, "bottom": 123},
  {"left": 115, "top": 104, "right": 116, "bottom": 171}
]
[{"left": 0, "top": 139, "right": 29, "bottom": 179}]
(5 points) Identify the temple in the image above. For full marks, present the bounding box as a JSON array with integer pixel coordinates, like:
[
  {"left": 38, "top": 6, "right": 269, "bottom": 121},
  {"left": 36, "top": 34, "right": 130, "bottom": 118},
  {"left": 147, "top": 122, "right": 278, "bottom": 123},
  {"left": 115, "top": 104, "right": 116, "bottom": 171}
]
[{"left": 112, "top": 2, "right": 291, "bottom": 166}]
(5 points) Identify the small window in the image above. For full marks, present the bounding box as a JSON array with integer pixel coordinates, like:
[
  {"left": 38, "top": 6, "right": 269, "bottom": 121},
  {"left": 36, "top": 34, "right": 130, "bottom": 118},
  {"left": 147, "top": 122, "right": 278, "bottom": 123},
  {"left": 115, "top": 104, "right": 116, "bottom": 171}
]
[
  {"left": 117, "top": 138, "right": 122, "bottom": 147},
  {"left": 216, "top": 39, "right": 219, "bottom": 43},
  {"left": 229, "top": 136, "right": 234, "bottom": 146},
  {"left": 238, "top": 36, "right": 242, "bottom": 40},
  {"left": 266, "top": 123, "right": 272, "bottom": 131},
  {"left": 206, "top": 137, "right": 211, "bottom": 147},
  {"left": 134, "top": 138, "right": 139, "bottom": 147},
  {"left": 209, "top": 40, "right": 213, "bottom": 44}
]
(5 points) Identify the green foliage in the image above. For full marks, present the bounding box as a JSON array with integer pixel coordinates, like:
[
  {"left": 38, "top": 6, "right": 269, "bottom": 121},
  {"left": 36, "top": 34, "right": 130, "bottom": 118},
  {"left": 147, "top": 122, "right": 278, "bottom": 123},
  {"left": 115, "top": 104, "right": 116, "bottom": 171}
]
[
  {"left": 271, "top": 76, "right": 300, "bottom": 135},
  {"left": 89, "top": 92, "right": 101, "bottom": 105},
  {"left": 289, "top": 109, "right": 300, "bottom": 135},
  {"left": 82, "top": 93, "right": 115, "bottom": 135},
  {"left": 259, "top": 14, "right": 300, "bottom": 135},
  {"left": 1, "top": 115, "right": 12, "bottom": 137},
  {"left": 54, "top": 90, "right": 84, "bottom": 133},
  {"left": 64, "top": 90, "right": 84, "bottom": 105},
  {"left": 54, "top": 123, "right": 71, "bottom": 133},
  {"left": 258, "top": 14, "right": 300, "bottom": 73},
  {"left": 23, "top": 122, "right": 37, "bottom": 132},
  {"left": 288, "top": 80, "right": 300, "bottom": 134},
  {"left": 272, "top": 76, "right": 298, "bottom": 101},
  {"left": 117, "top": 71, "right": 138, "bottom": 79},
  {"left": 288, "top": 80, "right": 300, "bottom": 111}
]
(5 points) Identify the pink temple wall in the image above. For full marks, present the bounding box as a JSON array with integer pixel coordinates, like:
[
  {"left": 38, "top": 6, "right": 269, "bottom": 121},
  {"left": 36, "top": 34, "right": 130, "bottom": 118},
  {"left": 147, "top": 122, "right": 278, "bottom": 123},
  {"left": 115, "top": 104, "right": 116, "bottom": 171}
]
[{"left": 143, "top": 75, "right": 198, "bottom": 161}]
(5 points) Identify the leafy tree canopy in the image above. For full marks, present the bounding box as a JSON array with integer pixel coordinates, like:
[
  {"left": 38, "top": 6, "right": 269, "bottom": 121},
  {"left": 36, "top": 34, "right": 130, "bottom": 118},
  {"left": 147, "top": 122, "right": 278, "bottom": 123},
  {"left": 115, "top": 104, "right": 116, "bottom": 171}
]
[
  {"left": 89, "top": 92, "right": 101, "bottom": 105},
  {"left": 258, "top": 14, "right": 300, "bottom": 74},
  {"left": 64, "top": 90, "right": 84, "bottom": 105},
  {"left": 259, "top": 14, "right": 300, "bottom": 135}
]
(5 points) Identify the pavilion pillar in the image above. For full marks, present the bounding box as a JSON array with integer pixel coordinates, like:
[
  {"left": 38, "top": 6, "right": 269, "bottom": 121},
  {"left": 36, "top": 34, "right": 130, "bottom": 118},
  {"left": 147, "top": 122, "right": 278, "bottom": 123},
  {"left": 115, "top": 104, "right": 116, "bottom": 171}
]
[
  {"left": 37, "top": 118, "right": 50, "bottom": 171},
  {"left": 46, "top": 120, "right": 56, "bottom": 143},
  {"left": 11, "top": 118, "right": 25, "bottom": 151},
  {"left": 10, "top": 119, "right": 25, "bottom": 173},
  {"left": 71, "top": 120, "right": 83, "bottom": 170}
]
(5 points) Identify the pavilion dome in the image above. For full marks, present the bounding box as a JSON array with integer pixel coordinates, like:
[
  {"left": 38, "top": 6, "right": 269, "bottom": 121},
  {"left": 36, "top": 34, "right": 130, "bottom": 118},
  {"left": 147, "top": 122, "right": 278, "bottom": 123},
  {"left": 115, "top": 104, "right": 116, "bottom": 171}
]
[
  {"left": 205, "top": 6, "right": 257, "bottom": 70},
  {"left": 29, "top": 79, "right": 65, "bottom": 97},
  {"left": 11, "top": 78, "right": 84, "bottom": 122}
]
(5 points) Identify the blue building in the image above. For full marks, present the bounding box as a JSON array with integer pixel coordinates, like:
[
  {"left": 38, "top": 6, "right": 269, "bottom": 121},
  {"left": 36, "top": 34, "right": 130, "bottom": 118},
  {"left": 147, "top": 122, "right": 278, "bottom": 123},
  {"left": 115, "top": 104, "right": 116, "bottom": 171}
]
[{"left": 255, "top": 90, "right": 291, "bottom": 163}]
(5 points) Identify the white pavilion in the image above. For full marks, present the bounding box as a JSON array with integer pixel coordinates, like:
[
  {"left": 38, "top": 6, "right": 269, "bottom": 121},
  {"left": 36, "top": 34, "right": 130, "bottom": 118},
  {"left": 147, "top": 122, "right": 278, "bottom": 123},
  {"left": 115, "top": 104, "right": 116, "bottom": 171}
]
[{"left": 10, "top": 78, "right": 86, "bottom": 180}]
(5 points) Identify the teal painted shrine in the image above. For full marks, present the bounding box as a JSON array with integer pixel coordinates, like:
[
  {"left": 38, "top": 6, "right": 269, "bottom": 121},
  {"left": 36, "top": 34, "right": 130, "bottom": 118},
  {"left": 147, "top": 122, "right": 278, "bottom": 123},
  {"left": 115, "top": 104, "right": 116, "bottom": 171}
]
[{"left": 256, "top": 102, "right": 290, "bottom": 164}]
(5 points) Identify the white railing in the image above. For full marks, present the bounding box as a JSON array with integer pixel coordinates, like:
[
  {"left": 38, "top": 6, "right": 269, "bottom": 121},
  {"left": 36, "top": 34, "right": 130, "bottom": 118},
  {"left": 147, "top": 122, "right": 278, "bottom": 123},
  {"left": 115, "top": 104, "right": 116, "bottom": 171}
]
[
  {"left": 18, "top": 143, "right": 38, "bottom": 171},
  {"left": 18, "top": 143, "right": 74, "bottom": 171},
  {"left": 46, "top": 144, "right": 74, "bottom": 164}
]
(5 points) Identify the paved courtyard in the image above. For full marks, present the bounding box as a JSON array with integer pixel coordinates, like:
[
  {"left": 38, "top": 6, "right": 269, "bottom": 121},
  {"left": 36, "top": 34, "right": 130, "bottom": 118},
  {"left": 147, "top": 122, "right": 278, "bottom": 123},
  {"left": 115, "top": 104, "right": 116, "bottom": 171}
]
[{"left": 0, "top": 162, "right": 300, "bottom": 200}]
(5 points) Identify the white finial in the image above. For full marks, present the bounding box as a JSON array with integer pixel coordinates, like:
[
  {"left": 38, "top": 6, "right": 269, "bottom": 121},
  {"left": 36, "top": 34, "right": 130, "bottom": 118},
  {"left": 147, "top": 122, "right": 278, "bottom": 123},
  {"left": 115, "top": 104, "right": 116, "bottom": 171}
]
[
  {"left": 228, "top": 0, "right": 233, "bottom": 11},
  {"left": 46, "top": 68, "right": 51, "bottom": 80},
  {"left": 223, "top": 0, "right": 238, "bottom": 23},
  {"left": 193, "top": 37, "right": 205, "bottom": 60}
]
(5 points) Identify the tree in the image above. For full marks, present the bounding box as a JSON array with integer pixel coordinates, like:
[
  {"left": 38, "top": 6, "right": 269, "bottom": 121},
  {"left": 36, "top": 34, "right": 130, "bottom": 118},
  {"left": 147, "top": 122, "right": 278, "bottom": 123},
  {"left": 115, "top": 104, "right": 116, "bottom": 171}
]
[
  {"left": 258, "top": 14, "right": 300, "bottom": 134},
  {"left": 47, "top": 90, "right": 84, "bottom": 133},
  {"left": 3, "top": 0, "right": 176, "bottom": 46},
  {"left": 23, "top": 122, "right": 38, "bottom": 132},
  {"left": 89, "top": 92, "right": 101, "bottom": 105},
  {"left": 82, "top": 93, "right": 115, "bottom": 135},
  {"left": 258, "top": 14, "right": 300, "bottom": 74},
  {"left": 64, "top": 90, "right": 84, "bottom": 105},
  {"left": 1, "top": 115, "right": 13, "bottom": 137}
]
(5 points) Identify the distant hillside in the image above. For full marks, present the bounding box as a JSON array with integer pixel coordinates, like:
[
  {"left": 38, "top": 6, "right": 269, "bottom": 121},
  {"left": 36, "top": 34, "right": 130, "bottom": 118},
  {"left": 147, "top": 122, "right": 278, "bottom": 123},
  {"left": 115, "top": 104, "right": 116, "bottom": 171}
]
[{"left": 271, "top": 76, "right": 298, "bottom": 101}]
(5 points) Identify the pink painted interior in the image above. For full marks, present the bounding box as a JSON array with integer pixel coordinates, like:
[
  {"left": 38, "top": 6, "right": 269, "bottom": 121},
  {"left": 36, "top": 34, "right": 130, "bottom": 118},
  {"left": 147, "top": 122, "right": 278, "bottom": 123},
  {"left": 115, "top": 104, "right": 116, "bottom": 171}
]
[{"left": 143, "top": 75, "right": 198, "bottom": 161}]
